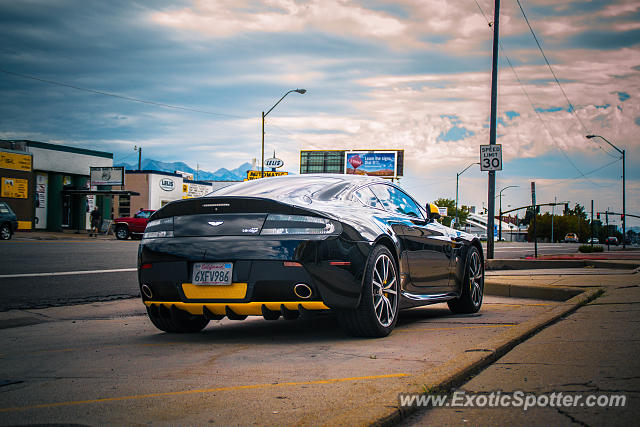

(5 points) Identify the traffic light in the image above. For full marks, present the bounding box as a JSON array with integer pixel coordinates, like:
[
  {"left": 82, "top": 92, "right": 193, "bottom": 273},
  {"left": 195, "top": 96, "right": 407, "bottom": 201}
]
[
  {"left": 597, "top": 212, "right": 600, "bottom": 220},
  {"left": 621, "top": 214, "right": 625, "bottom": 221}
]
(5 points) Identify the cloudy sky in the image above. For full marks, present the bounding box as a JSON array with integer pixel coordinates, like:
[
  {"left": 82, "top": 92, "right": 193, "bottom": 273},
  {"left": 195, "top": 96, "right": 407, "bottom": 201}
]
[{"left": 1, "top": 0, "right": 639, "bottom": 227}]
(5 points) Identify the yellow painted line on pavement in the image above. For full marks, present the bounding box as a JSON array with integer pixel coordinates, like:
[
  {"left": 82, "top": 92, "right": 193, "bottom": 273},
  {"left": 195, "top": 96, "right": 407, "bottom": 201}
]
[
  {"left": 484, "top": 303, "right": 555, "bottom": 307},
  {"left": 0, "top": 373, "right": 409, "bottom": 413},
  {"left": 7, "top": 240, "right": 135, "bottom": 243},
  {"left": 4, "top": 342, "right": 185, "bottom": 357},
  {"left": 397, "top": 324, "right": 516, "bottom": 333}
]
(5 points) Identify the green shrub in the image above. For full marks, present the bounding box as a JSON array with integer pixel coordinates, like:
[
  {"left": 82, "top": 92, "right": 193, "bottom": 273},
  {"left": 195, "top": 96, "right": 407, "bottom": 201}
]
[{"left": 579, "top": 245, "right": 604, "bottom": 253}]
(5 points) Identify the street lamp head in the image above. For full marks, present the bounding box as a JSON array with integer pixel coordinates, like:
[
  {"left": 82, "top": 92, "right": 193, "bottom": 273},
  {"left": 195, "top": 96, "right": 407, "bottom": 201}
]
[
  {"left": 295, "top": 88, "right": 307, "bottom": 94},
  {"left": 585, "top": 134, "right": 596, "bottom": 139}
]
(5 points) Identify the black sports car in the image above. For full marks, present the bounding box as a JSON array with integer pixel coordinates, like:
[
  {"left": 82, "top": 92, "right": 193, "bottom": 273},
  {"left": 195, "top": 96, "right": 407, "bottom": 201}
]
[{"left": 138, "top": 174, "right": 484, "bottom": 337}]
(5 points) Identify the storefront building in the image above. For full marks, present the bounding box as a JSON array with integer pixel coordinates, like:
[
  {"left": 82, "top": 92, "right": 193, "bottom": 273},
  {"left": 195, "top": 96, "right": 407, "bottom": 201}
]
[
  {"left": 0, "top": 143, "right": 34, "bottom": 230},
  {"left": 1, "top": 139, "right": 115, "bottom": 231}
]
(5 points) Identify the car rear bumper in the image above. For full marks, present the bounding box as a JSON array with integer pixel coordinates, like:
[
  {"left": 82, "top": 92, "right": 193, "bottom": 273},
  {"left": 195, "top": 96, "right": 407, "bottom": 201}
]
[{"left": 138, "top": 236, "right": 372, "bottom": 311}]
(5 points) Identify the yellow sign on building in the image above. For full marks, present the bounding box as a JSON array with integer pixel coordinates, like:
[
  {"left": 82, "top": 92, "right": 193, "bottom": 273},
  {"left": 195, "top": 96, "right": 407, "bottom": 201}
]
[
  {"left": 1, "top": 177, "right": 28, "bottom": 198},
  {"left": 0, "top": 152, "right": 32, "bottom": 171},
  {"left": 246, "top": 170, "right": 288, "bottom": 180}
]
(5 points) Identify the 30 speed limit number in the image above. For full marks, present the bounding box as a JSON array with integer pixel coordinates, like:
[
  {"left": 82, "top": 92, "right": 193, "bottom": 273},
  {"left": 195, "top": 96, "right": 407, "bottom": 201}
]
[{"left": 480, "top": 144, "right": 502, "bottom": 171}]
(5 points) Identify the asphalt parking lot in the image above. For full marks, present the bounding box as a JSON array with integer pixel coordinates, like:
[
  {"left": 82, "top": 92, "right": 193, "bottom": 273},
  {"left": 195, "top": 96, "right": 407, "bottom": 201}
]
[{"left": 0, "top": 295, "right": 556, "bottom": 425}]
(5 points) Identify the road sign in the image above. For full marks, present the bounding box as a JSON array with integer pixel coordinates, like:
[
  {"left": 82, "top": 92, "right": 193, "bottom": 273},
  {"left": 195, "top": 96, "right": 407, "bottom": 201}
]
[
  {"left": 438, "top": 206, "right": 448, "bottom": 217},
  {"left": 480, "top": 144, "right": 502, "bottom": 171}
]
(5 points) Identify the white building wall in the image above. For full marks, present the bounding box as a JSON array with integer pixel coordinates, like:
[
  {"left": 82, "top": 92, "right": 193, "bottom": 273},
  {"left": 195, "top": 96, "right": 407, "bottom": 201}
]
[
  {"left": 28, "top": 146, "right": 112, "bottom": 174},
  {"left": 148, "top": 174, "right": 184, "bottom": 210}
]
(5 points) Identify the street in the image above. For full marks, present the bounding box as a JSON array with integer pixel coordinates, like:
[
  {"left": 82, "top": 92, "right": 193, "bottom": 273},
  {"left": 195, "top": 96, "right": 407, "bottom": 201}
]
[
  {"left": 0, "top": 239, "right": 139, "bottom": 311},
  {"left": 0, "top": 238, "right": 633, "bottom": 311}
]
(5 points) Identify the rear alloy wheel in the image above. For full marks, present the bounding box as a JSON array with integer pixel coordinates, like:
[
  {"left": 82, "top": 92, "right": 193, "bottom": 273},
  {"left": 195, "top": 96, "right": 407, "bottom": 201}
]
[
  {"left": 0, "top": 223, "right": 11, "bottom": 240},
  {"left": 338, "top": 245, "right": 399, "bottom": 337},
  {"left": 115, "top": 225, "right": 129, "bottom": 240},
  {"left": 448, "top": 246, "right": 484, "bottom": 314},
  {"left": 146, "top": 304, "right": 209, "bottom": 333}
]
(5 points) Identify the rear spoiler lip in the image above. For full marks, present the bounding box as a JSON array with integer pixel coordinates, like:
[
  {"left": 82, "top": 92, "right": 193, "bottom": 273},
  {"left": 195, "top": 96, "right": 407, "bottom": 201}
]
[{"left": 149, "top": 196, "right": 330, "bottom": 222}]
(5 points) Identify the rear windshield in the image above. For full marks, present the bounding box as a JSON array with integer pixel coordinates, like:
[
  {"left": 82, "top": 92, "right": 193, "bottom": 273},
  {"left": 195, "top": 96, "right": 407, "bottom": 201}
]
[{"left": 207, "top": 176, "right": 350, "bottom": 201}]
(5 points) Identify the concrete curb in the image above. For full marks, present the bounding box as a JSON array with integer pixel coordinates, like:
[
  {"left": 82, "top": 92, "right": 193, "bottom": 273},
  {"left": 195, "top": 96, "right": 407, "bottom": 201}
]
[
  {"left": 486, "top": 259, "right": 640, "bottom": 271},
  {"left": 326, "top": 286, "right": 604, "bottom": 426},
  {"left": 484, "top": 281, "right": 583, "bottom": 301}
]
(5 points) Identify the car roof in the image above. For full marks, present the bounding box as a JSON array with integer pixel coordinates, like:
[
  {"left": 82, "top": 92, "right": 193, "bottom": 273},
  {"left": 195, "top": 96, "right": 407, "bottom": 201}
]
[{"left": 208, "top": 174, "right": 394, "bottom": 202}]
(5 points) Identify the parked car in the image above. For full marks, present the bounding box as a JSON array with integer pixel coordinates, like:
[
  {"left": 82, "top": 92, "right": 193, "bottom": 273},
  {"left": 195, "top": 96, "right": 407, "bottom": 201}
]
[
  {"left": 114, "top": 209, "right": 156, "bottom": 240},
  {"left": 0, "top": 201, "right": 18, "bottom": 240},
  {"left": 605, "top": 236, "right": 619, "bottom": 246},
  {"left": 587, "top": 237, "right": 599, "bottom": 244},
  {"left": 138, "top": 174, "right": 485, "bottom": 337},
  {"left": 563, "top": 233, "right": 579, "bottom": 243}
]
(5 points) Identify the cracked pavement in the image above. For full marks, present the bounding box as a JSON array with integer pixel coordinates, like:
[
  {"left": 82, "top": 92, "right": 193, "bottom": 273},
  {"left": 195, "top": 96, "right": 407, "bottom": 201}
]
[{"left": 404, "top": 272, "right": 640, "bottom": 426}]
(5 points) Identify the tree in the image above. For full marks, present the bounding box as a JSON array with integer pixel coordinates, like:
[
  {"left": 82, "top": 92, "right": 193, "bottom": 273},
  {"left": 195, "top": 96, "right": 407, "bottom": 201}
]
[
  {"left": 519, "top": 206, "right": 540, "bottom": 227},
  {"left": 527, "top": 211, "right": 591, "bottom": 243},
  {"left": 434, "top": 198, "right": 469, "bottom": 228},
  {"left": 565, "top": 203, "right": 587, "bottom": 221}
]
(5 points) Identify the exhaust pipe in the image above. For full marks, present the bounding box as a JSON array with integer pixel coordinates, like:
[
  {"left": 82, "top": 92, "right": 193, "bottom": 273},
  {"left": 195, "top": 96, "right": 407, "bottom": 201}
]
[
  {"left": 141, "top": 284, "right": 153, "bottom": 299},
  {"left": 293, "top": 283, "right": 313, "bottom": 299}
]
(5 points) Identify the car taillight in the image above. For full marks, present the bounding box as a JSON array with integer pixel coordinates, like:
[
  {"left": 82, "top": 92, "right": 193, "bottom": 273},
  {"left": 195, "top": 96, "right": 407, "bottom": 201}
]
[
  {"left": 143, "top": 217, "right": 174, "bottom": 239},
  {"left": 260, "top": 214, "right": 340, "bottom": 235}
]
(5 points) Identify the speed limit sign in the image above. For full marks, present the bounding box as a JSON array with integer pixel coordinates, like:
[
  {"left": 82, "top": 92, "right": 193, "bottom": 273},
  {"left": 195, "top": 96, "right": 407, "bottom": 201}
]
[{"left": 480, "top": 144, "right": 502, "bottom": 171}]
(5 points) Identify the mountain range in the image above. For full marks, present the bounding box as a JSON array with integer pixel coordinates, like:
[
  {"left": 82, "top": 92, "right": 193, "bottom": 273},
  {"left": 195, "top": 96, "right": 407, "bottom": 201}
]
[{"left": 115, "top": 159, "right": 254, "bottom": 181}]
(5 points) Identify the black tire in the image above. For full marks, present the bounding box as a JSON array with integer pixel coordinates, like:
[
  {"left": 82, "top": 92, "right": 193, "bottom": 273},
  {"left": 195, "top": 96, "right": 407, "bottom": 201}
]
[
  {"left": 448, "top": 246, "right": 484, "bottom": 314},
  {"left": 146, "top": 304, "right": 209, "bottom": 333},
  {"left": 0, "top": 223, "right": 11, "bottom": 240},
  {"left": 338, "top": 245, "right": 399, "bottom": 337},
  {"left": 115, "top": 225, "right": 129, "bottom": 240}
]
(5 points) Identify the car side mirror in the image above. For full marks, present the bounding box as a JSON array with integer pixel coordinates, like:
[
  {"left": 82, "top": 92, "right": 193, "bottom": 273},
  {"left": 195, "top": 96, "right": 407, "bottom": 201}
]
[{"left": 426, "top": 203, "right": 441, "bottom": 221}]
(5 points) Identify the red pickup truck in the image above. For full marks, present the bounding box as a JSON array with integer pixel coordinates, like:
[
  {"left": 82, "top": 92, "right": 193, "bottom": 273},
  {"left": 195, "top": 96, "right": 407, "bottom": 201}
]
[{"left": 114, "top": 209, "right": 155, "bottom": 240}]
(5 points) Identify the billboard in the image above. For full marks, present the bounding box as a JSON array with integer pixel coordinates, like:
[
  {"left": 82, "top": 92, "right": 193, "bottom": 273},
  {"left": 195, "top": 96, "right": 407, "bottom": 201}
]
[
  {"left": 346, "top": 151, "right": 397, "bottom": 177},
  {"left": 90, "top": 166, "right": 124, "bottom": 186}
]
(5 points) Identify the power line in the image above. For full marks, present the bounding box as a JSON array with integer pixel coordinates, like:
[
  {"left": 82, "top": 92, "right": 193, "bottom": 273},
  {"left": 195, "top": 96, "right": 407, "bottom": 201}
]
[
  {"left": 513, "top": 0, "right": 619, "bottom": 159},
  {"left": 0, "top": 68, "right": 247, "bottom": 119},
  {"left": 471, "top": 0, "right": 618, "bottom": 185}
]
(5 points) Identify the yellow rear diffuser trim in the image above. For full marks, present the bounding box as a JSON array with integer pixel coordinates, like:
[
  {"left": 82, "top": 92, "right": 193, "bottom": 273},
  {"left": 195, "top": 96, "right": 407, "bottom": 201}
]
[
  {"left": 146, "top": 301, "right": 330, "bottom": 316},
  {"left": 182, "top": 282, "right": 247, "bottom": 299}
]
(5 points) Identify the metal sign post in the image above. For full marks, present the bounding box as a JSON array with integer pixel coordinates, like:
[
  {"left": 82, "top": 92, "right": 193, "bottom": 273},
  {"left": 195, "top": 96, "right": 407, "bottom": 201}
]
[
  {"left": 591, "top": 200, "right": 594, "bottom": 247},
  {"left": 531, "top": 182, "right": 537, "bottom": 258}
]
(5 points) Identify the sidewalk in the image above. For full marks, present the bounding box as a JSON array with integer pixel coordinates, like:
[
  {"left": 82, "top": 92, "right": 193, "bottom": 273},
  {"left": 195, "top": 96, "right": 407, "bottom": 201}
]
[
  {"left": 402, "top": 268, "right": 640, "bottom": 426},
  {"left": 13, "top": 229, "right": 116, "bottom": 240}
]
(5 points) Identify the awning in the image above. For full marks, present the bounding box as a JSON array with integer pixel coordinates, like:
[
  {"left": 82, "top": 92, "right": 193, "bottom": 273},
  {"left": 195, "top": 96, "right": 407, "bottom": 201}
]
[{"left": 61, "top": 189, "right": 140, "bottom": 196}]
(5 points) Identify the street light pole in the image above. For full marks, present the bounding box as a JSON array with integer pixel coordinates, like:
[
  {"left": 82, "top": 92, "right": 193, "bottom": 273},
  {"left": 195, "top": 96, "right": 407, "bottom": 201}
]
[
  {"left": 261, "top": 89, "right": 306, "bottom": 178},
  {"left": 455, "top": 162, "right": 479, "bottom": 229},
  {"left": 586, "top": 134, "right": 626, "bottom": 249},
  {"left": 134, "top": 145, "right": 142, "bottom": 170},
  {"left": 498, "top": 185, "right": 518, "bottom": 241}
]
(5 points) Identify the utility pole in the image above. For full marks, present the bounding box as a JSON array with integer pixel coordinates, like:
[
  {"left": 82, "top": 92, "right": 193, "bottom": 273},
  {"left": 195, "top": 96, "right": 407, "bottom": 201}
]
[
  {"left": 531, "top": 182, "right": 537, "bottom": 258},
  {"left": 551, "top": 196, "right": 556, "bottom": 243},
  {"left": 591, "top": 199, "right": 594, "bottom": 247},
  {"left": 486, "top": 0, "right": 500, "bottom": 259},
  {"left": 586, "top": 135, "right": 625, "bottom": 249},
  {"left": 606, "top": 210, "right": 610, "bottom": 251},
  {"left": 134, "top": 146, "right": 142, "bottom": 170}
]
